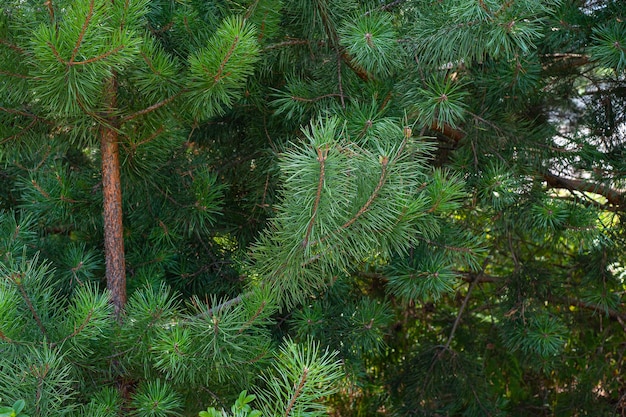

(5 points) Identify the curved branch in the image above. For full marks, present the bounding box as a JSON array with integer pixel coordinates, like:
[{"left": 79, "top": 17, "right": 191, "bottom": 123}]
[{"left": 543, "top": 172, "right": 624, "bottom": 207}]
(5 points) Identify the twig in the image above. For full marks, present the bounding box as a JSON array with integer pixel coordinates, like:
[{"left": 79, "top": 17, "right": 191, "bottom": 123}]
[
  {"left": 284, "top": 367, "right": 308, "bottom": 417},
  {"left": 303, "top": 146, "right": 328, "bottom": 247},
  {"left": 444, "top": 275, "right": 478, "bottom": 350},
  {"left": 11, "top": 274, "right": 49, "bottom": 339}
]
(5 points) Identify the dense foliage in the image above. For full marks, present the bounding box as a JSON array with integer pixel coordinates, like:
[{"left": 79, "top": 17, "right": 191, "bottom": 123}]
[{"left": 0, "top": 0, "right": 625, "bottom": 416}]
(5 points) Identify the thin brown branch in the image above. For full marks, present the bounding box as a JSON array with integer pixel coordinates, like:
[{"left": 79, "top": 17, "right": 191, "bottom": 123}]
[
  {"left": 337, "top": 52, "right": 346, "bottom": 108},
  {"left": 543, "top": 172, "right": 624, "bottom": 207},
  {"left": 69, "top": 0, "right": 95, "bottom": 64},
  {"left": 122, "top": 92, "right": 183, "bottom": 122},
  {"left": 290, "top": 93, "right": 344, "bottom": 103},
  {"left": 44, "top": 0, "right": 55, "bottom": 25},
  {"left": 284, "top": 367, "right": 308, "bottom": 417},
  {"left": 430, "top": 121, "right": 466, "bottom": 142},
  {"left": 46, "top": 41, "right": 67, "bottom": 65},
  {"left": 11, "top": 274, "right": 49, "bottom": 338},
  {"left": 303, "top": 147, "right": 328, "bottom": 247},
  {"left": 0, "top": 38, "right": 25, "bottom": 55},
  {"left": 71, "top": 45, "right": 125, "bottom": 66},
  {"left": 50, "top": 310, "right": 93, "bottom": 348},
  {"left": 237, "top": 301, "right": 267, "bottom": 334},
  {"left": 341, "top": 51, "right": 371, "bottom": 81},
  {"left": 214, "top": 36, "right": 240, "bottom": 83},
  {"left": 557, "top": 297, "right": 626, "bottom": 327},
  {"left": 340, "top": 156, "right": 389, "bottom": 230},
  {"left": 445, "top": 274, "right": 479, "bottom": 349},
  {"left": 0, "top": 70, "right": 32, "bottom": 80},
  {"left": 263, "top": 39, "right": 316, "bottom": 51}
]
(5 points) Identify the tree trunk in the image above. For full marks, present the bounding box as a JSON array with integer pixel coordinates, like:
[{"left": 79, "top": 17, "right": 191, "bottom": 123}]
[{"left": 101, "top": 76, "right": 126, "bottom": 320}]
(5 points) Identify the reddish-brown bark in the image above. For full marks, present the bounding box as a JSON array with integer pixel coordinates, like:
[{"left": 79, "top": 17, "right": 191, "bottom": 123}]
[{"left": 101, "top": 76, "right": 126, "bottom": 320}]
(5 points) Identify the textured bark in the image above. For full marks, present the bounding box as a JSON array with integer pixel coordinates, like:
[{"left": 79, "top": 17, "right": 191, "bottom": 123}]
[{"left": 101, "top": 76, "right": 126, "bottom": 320}]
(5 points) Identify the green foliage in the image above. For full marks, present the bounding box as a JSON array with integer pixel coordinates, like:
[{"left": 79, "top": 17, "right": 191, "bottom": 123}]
[
  {"left": 199, "top": 391, "right": 261, "bottom": 417},
  {"left": 2, "top": 0, "right": 626, "bottom": 416},
  {"left": 0, "top": 400, "right": 29, "bottom": 417}
]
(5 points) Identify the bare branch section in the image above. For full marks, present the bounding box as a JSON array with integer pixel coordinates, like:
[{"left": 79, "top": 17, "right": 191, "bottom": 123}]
[{"left": 543, "top": 172, "right": 624, "bottom": 207}]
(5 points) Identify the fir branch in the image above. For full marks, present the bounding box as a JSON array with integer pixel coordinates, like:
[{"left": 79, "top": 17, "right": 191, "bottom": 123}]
[
  {"left": 302, "top": 146, "right": 329, "bottom": 248},
  {"left": 69, "top": 0, "right": 95, "bottom": 65},
  {"left": 556, "top": 297, "right": 626, "bottom": 328},
  {"left": 543, "top": 172, "right": 624, "bottom": 207},
  {"left": 284, "top": 367, "right": 308, "bottom": 417},
  {"left": 0, "top": 106, "right": 39, "bottom": 118},
  {"left": 127, "top": 126, "right": 166, "bottom": 151},
  {"left": 430, "top": 121, "right": 466, "bottom": 142}
]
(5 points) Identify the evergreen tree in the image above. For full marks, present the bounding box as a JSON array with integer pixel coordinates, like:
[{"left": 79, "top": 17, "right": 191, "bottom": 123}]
[{"left": 1, "top": 0, "right": 625, "bottom": 416}]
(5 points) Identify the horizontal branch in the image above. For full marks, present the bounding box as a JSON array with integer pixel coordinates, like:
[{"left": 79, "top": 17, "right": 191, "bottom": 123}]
[
  {"left": 543, "top": 172, "right": 624, "bottom": 207},
  {"left": 122, "top": 92, "right": 183, "bottom": 122}
]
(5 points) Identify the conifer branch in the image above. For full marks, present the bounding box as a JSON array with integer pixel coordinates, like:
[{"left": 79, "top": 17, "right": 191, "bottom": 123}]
[
  {"left": 44, "top": 0, "right": 55, "bottom": 25},
  {"left": 284, "top": 367, "right": 308, "bottom": 417},
  {"left": 69, "top": 0, "right": 95, "bottom": 65},
  {"left": 11, "top": 274, "right": 50, "bottom": 339},
  {"left": 50, "top": 310, "right": 93, "bottom": 348},
  {"left": 46, "top": 41, "right": 67, "bottom": 65},
  {"left": 290, "top": 94, "right": 344, "bottom": 103},
  {"left": 215, "top": 36, "right": 240, "bottom": 83},
  {"left": 444, "top": 273, "right": 479, "bottom": 350},
  {"left": 238, "top": 301, "right": 267, "bottom": 334},
  {"left": 71, "top": 45, "right": 125, "bottom": 66},
  {"left": 339, "top": 156, "right": 389, "bottom": 230},
  {"left": 263, "top": 39, "right": 317, "bottom": 51},
  {"left": 0, "top": 70, "right": 32, "bottom": 79},
  {"left": 543, "top": 172, "right": 624, "bottom": 207},
  {"left": 122, "top": 92, "right": 183, "bottom": 122},
  {"left": 0, "top": 329, "right": 14, "bottom": 343},
  {"left": 303, "top": 146, "right": 328, "bottom": 247},
  {"left": 341, "top": 51, "right": 371, "bottom": 81},
  {"left": 0, "top": 38, "right": 26, "bottom": 54}
]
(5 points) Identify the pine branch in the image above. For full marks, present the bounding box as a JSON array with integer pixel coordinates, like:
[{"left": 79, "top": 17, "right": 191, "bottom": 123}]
[
  {"left": 0, "top": 38, "right": 26, "bottom": 54},
  {"left": 122, "top": 92, "right": 183, "bottom": 122},
  {"left": 543, "top": 172, "right": 624, "bottom": 207},
  {"left": 44, "top": 0, "right": 55, "bottom": 25},
  {"left": 0, "top": 70, "right": 32, "bottom": 79},
  {"left": 50, "top": 310, "right": 93, "bottom": 348},
  {"left": 263, "top": 39, "right": 319, "bottom": 51},
  {"left": 302, "top": 146, "right": 329, "bottom": 247},
  {"left": 338, "top": 155, "right": 389, "bottom": 230},
  {"left": 10, "top": 274, "right": 50, "bottom": 339},
  {"left": 69, "top": 0, "right": 95, "bottom": 65},
  {"left": 284, "top": 367, "right": 308, "bottom": 417},
  {"left": 71, "top": 45, "right": 125, "bottom": 66},
  {"left": 444, "top": 262, "right": 486, "bottom": 349}
]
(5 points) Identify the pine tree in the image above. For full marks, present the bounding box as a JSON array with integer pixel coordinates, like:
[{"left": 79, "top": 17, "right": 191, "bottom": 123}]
[{"left": 1, "top": 0, "right": 625, "bottom": 416}]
